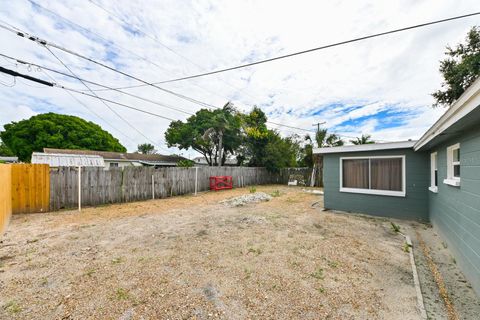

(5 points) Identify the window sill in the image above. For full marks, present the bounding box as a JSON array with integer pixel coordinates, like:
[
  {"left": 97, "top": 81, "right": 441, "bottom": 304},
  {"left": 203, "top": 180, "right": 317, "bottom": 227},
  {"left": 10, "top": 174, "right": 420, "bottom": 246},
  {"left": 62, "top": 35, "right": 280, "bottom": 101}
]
[
  {"left": 340, "top": 187, "right": 406, "bottom": 197},
  {"left": 428, "top": 186, "right": 438, "bottom": 193},
  {"left": 443, "top": 178, "right": 460, "bottom": 187}
]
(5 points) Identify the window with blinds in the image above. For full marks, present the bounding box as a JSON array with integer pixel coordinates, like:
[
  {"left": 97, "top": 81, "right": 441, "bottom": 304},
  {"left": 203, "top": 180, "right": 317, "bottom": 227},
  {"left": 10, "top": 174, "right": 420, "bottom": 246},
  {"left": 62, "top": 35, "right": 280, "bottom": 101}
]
[{"left": 340, "top": 156, "right": 405, "bottom": 197}]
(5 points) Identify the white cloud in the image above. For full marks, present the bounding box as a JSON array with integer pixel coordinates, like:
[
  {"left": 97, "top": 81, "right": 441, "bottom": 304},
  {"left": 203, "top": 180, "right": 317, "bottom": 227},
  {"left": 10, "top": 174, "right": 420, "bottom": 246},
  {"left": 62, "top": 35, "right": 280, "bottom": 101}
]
[{"left": 0, "top": 0, "right": 477, "bottom": 156}]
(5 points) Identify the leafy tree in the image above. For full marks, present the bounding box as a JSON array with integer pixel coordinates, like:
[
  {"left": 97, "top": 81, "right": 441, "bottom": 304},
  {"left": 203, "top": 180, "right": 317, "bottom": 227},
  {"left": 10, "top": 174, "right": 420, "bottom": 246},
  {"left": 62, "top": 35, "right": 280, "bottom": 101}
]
[
  {"left": 137, "top": 143, "right": 156, "bottom": 154},
  {"left": 315, "top": 129, "right": 344, "bottom": 147},
  {"left": 262, "top": 131, "right": 299, "bottom": 172},
  {"left": 304, "top": 128, "right": 345, "bottom": 187},
  {"left": 165, "top": 102, "right": 242, "bottom": 166},
  {"left": 0, "top": 113, "right": 126, "bottom": 162},
  {"left": 433, "top": 26, "right": 480, "bottom": 107},
  {"left": 0, "top": 140, "right": 14, "bottom": 156},
  {"left": 299, "top": 135, "right": 314, "bottom": 167},
  {"left": 238, "top": 106, "right": 270, "bottom": 166},
  {"left": 177, "top": 159, "right": 195, "bottom": 167},
  {"left": 350, "top": 134, "right": 374, "bottom": 145}
]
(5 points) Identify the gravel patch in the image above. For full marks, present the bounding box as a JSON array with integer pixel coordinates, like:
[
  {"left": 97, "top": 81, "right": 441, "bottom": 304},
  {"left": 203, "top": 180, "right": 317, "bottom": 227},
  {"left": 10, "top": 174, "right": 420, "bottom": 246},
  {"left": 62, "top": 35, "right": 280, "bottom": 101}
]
[{"left": 220, "top": 192, "right": 272, "bottom": 207}]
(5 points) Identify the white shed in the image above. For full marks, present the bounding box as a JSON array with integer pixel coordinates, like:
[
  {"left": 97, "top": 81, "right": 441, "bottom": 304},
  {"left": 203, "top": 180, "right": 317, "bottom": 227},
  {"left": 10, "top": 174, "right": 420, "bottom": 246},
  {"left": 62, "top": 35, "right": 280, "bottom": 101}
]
[{"left": 31, "top": 152, "right": 105, "bottom": 167}]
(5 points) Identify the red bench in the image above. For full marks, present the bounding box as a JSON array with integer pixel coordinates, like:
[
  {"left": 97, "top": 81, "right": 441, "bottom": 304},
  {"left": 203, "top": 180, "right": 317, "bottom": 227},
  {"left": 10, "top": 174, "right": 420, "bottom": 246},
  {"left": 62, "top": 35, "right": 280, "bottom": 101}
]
[{"left": 209, "top": 176, "right": 233, "bottom": 191}]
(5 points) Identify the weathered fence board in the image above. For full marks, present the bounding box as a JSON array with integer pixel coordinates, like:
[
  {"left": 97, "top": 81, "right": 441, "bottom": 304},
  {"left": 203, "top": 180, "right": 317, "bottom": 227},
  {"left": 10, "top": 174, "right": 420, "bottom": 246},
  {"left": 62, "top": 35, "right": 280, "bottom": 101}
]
[
  {"left": 0, "top": 164, "right": 12, "bottom": 234},
  {"left": 277, "top": 167, "right": 319, "bottom": 186},
  {"left": 11, "top": 164, "right": 50, "bottom": 214},
  {"left": 49, "top": 166, "right": 294, "bottom": 210}
]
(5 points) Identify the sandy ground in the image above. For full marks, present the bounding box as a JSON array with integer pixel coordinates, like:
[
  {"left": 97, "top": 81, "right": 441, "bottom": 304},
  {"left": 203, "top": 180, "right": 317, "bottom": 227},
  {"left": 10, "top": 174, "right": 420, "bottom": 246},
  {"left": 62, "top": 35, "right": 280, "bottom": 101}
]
[
  {"left": 0, "top": 186, "right": 420, "bottom": 319},
  {"left": 411, "top": 226, "right": 480, "bottom": 320}
]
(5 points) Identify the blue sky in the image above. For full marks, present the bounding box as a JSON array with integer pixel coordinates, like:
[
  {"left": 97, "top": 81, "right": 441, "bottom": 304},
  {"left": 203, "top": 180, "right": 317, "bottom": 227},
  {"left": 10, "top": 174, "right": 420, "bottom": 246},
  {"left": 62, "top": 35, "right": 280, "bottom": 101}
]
[{"left": 0, "top": 0, "right": 478, "bottom": 156}]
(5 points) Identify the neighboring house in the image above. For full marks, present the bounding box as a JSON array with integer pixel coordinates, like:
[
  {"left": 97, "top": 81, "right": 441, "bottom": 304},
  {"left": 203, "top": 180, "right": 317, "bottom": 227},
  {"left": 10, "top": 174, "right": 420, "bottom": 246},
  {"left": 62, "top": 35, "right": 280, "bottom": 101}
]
[
  {"left": 41, "top": 148, "right": 186, "bottom": 169},
  {"left": 0, "top": 156, "right": 18, "bottom": 163},
  {"left": 192, "top": 156, "right": 238, "bottom": 166},
  {"left": 313, "top": 77, "right": 480, "bottom": 295},
  {"left": 31, "top": 152, "right": 104, "bottom": 167}
]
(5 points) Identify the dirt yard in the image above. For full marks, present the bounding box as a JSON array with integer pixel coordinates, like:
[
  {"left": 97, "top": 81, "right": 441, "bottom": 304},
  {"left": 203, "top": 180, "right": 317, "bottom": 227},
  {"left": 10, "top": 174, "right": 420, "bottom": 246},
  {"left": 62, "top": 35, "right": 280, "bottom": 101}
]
[{"left": 0, "top": 186, "right": 420, "bottom": 319}]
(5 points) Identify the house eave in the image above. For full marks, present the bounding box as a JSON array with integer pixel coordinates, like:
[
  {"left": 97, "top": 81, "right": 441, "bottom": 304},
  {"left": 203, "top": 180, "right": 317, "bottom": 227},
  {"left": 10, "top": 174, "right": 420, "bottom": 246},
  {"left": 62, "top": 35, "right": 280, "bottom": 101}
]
[
  {"left": 313, "top": 140, "right": 416, "bottom": 155},
  {"left": 414, "top": 76, "right": 480, "bottom": 151}
]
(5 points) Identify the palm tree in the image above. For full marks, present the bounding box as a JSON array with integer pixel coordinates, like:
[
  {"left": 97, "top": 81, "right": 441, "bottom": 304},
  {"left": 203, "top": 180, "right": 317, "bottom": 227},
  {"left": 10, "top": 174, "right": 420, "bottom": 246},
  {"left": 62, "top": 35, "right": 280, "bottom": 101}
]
[
  {"left": 350, "top": 134, "right": 374, "bottom": 145},
  {"left": 315, "top": 129, "right": 344, "bottom": 147},
  {"left": 307, "top": 128, "right": 345, "bottom": 187}
]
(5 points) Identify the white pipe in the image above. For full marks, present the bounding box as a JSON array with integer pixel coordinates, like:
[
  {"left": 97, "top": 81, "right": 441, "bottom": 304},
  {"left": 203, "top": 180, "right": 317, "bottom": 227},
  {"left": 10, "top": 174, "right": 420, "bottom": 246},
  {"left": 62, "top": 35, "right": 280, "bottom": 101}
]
[
  {"left": 152, "top": 174, "right": 155, "bottom": 200},
  {"left": 195, "top": 166, "right": 198, "bottom": 196},
  {"left": 78, "top": 166, "right": 81, "bottom": 212}
]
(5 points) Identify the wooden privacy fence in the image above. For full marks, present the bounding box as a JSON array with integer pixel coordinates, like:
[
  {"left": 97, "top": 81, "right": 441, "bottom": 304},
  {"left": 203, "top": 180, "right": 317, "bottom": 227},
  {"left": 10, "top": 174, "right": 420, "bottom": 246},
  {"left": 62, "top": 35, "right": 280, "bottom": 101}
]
[
  {"left": 11, "top": 164, "right": 50, "bottom": 214},
  {"left": 277, "top": 167, "right": 320, "bottom": 186},
  {"left": 50, "top": 166, "right": 285, "bottom": 211},
  {"left": 0, "top": 164, "right": 12, "bottom": 234}
]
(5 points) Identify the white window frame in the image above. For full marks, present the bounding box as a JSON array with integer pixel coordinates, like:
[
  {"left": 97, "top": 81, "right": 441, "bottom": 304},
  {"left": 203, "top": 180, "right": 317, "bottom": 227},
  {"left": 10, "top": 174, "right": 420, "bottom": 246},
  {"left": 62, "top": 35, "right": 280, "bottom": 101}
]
[
  {"left": 429, "top": 152, "right": 438, "bottom": 193},
  {"left": 339, "top": 155, "right": 406, "bottom": 197},
  {"left": 444, "top": 143, "right": 460, "bottom": 187}
]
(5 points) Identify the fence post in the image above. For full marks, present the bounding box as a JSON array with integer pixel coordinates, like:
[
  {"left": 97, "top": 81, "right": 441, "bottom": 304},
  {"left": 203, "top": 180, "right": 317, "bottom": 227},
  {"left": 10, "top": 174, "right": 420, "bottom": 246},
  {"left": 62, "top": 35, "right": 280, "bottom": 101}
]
[
  {"left": 194, "top": 167, "right": 198, "bottom": 195},
  {"left": 152, "top": 174, "right": 155, "bottom": 200},
  {"left": 78, "top": 166, "right": 82, "bottom": 212}
]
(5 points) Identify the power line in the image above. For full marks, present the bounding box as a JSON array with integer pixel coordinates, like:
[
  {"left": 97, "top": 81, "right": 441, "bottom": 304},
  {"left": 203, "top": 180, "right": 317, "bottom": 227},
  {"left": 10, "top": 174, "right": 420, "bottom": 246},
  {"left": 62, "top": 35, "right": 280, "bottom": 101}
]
[
  {"left": 0, "top": 65, "right": 53, "bottom": 86},
  {"left": 134, "top": 12, "right": 480, "bottom": 83},
  {"left": 26, "top": 0, "right": 230, "bottom": 104},
  {"left": 0, "top": 23, "right": 309, "bottom": 132},
  {"left": 0, "top": 22, "right": 215, "bottom": 110},
  {"left": 1, "top": 61, "right": 390, "bottom": 144},
  {"left": 41, "top": 69, "right": 139, "bottom": 145},
  {"left": 1, "top": 53, "right": 312, "bottom": 135},
  {"left": 44, "top": 46, "right": 168, "bottom": 151},
  {"left": 87, "top": 0, "right": 262, "bottom": 101},
  {"left": 0, "top": 53, "right": 194, "bottom": 116}
]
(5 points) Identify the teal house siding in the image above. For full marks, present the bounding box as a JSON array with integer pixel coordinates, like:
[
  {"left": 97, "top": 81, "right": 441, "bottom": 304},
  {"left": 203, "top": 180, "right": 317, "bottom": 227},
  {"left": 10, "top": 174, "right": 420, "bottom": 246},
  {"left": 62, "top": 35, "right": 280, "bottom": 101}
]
[
  {"left": 428, "top": 126, "right": 480, "bottom": 295},
  {"left": 323, "top": 148, "right": 429, "bottom": 221}
]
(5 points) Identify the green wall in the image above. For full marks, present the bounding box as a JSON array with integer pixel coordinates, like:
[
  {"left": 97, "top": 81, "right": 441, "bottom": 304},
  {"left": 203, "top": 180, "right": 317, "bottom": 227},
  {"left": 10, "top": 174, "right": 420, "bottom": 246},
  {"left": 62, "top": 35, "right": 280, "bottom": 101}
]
[
  {"left": 428, "top": 126, "right": 480, "bottom": 295},
  {"left": 323, "top": 148, "right": 429, "bottom": 221}
]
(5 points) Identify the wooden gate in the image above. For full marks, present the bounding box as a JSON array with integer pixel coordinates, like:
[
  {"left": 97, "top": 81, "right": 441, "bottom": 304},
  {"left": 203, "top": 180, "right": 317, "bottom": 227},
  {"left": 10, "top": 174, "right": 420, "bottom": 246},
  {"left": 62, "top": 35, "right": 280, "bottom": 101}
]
[{"left": 11, "top": 164, "right": 50, "bottom": 214}]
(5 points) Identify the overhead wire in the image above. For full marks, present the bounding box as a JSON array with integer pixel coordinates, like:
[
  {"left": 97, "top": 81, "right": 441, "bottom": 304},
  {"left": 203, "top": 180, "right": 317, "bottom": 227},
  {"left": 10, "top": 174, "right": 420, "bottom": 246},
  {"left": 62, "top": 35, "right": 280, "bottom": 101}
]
[
  {"left": 26, "top": 0, "right": 232, "bottom": 103},
  {"left": 126, "top": 12, "right": 480, "bottom": 83},
  {"left": 40, "top": 68, "right": 139, "bottom": 145},
  {"left": 0, "top": 53, "right": 193, "bottom": 116},
  {"left": 0, "top": 21, "right": 315, "bottom": 133}
]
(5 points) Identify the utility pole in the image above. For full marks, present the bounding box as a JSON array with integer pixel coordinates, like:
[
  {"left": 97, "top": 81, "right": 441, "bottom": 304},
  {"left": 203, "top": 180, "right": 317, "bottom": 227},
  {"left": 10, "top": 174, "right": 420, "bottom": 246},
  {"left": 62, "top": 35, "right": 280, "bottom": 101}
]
[{"left": 312, "top": 122, "right": 326, "bottom": 147}]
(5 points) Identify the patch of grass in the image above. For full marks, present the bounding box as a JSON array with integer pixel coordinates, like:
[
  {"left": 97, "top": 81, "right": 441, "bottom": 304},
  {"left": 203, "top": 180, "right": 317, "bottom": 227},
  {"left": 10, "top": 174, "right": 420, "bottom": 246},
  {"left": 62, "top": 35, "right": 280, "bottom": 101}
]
[
  {"left": 244, "top": 268, "right": 253, "bottom": 279},
  {"left": 390, "top": 222, "right": 401, "bottom": 233},
  {"left": 327, "top": 260, "right": 338, "bottom": 268},
  {"left": 196, "top": 229, "right": 208, "bottom": 237},
  {"left": 403, "top": 242, "right": 411, "bottom": 253},
  {"left": 270, "top": 190, "right": 281, "bottom": 197},
  {"left": 442, "top": 241, "right": 448, "bottom": 249},
  {"left": 111, "top": 257, "right": 123, "bottom": 264},
  {"left": 317, "top": 286, "right": 326, "bottom": 293},
  {"left": 249, "top": 186, "right": 257, "bottom": 193},
  {"left": 247, "top": 247, "right": 262, "bottom": 256},
  {"left": 40, "top": 277, "right": 48, "bottom": 286},
  {"left": 3, "top": 300, "right": 21, "bottom": 314},
  {"left": 313, "top": 223, "right": 322, "bottom": 230},
  {"left": 115, "top": 288, "right": 130, "bottom": 300},
  {"left": 26, "top": 238, "right": 39, "bottom": 244},
  {"left": 84, "top": 268, "right": 96, "bottom": 277},
  {"left": 310, "top": 267, "right": 324, "bottom": 280}
]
